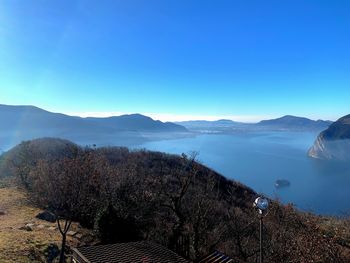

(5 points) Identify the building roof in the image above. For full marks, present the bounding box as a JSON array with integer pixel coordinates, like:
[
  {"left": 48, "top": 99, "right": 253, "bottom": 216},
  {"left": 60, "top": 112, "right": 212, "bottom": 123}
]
[
  {"left": 72, "top": 241, "right": 190, "bottom": 263},
  {"left": 197, "top": 250, "right": 234, "bottom": 263}
]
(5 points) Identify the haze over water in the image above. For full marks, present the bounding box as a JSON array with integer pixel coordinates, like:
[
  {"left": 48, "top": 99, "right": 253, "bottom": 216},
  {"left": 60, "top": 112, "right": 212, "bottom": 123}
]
[
  {"left": 139, "top": 131, "right": 350, "bottom": 215},
  {"left": 2, "top": 0, "right": 350, "bottom": 216}
]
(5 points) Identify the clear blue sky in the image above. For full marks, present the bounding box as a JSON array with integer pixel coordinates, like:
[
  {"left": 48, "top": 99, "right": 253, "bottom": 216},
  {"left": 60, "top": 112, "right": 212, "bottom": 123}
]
[{"left": 0, "top": 0, "right": 349, "bottom": 122}]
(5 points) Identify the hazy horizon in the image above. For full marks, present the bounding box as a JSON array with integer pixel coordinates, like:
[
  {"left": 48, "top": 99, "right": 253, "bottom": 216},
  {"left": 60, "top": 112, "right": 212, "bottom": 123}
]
[
  {"left": 0, "top": 103, "right": 339, "bottom": 123},
  {"left": 1, "top": 2, "right": 350, "bottom": 261},
  {"left": 67, "top": 111, "right": 340, "bottom": 123},
  {"left": 1, "top": 1, "right": 349, "bottom": 120}
]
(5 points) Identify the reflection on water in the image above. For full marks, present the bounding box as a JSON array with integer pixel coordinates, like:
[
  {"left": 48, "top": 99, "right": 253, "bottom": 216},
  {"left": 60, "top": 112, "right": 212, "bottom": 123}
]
[{"left": 138, "top": 132, "right": 350, "bottom": 215}]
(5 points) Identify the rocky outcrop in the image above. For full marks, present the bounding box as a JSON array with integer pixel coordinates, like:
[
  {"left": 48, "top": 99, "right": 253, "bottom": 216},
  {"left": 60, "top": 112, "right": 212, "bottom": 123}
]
[
  {"left": 36, "top": 210, "right": 56, "bottom": 223},
  {"left": 308, "top": 114, "right": 350, "bottom": 161}
]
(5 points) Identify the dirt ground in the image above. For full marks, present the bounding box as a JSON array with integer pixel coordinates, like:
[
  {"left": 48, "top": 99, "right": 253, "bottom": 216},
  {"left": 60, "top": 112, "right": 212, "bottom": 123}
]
[{"left": 0, "top": 187, "right": 90, "bottom": 262}]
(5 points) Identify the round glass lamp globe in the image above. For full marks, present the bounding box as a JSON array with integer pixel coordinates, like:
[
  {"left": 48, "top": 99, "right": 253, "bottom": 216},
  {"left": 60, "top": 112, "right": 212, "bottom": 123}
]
[{"left": 254, "top": 197, "right": 269, "bottom": 211}]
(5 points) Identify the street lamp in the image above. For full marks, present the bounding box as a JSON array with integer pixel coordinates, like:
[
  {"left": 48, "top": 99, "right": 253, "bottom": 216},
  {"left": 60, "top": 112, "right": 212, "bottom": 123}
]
[{"left": 253, "top": 197, "right": 269, "bottom": 263}]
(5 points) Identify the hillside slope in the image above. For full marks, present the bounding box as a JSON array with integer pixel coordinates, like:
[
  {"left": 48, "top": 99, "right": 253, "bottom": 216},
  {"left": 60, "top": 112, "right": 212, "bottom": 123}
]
[
  {"left": 308, "top": 114, "right": 350, "bottom": 160},
  {"left": 176, "top": 115, "right": 331, "bottom": 133},
  {"left": 1, "top": 138, "right": 349, "bottom": 262},
  {"left": 258, "top": 115, "right": 332, "bottom": 130},
  {"left": 87, "top": 114, "right": 187, "bottom": 132},
  {"left": 0, "top": 138, "right": 78, "bottom": 178},
  {"left": 0, "top": 185, "right": 94, "bottom": 263},
  {"left": 0, "top": 104, "right": 188, "bottom": 150},
  {"left": 0, "top": 104, "right": 186, "bottom": 133}
]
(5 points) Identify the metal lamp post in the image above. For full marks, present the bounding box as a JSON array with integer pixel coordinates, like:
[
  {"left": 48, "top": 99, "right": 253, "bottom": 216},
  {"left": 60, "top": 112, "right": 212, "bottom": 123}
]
[{"left": 253, "top": 197, "right": 269, "bottom": 263}]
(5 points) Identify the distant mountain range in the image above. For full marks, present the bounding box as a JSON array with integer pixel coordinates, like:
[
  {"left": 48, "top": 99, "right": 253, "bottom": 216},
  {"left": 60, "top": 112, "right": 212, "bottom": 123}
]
[
  {"left": 0, "top": 104, "right": 187, "bottom": 133},
  {"left": 308, "top": 114, "right": 350, "bottom": 161},
  {"left": 175, "top": 119, "right": 244, "bottom": 131},
  {"left": 0, "top": 104, "right": 187, "bottom": 150},
  {"left": 177, "top": 115, "right": 332, "bottom": 132},
  {"left": 257, "top": 115, "right": 332, "bottom": 130},
  {"left": 0, "top": 104, "right": 335, "bottom": 151},
  {"left": 177, "top": 119, "right": 241, "bottom": 126},
  {"left": 86, "top": 114, "right": 185, "bottom": 132}
]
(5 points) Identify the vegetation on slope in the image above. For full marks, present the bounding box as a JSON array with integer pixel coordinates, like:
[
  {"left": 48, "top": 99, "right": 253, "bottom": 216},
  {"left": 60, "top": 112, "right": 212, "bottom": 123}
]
[
  {"left": 1, "top": 138, "right": 350, "bottom": 262},
  {"left": 0, "top": 184, "right": 94, "bottom": 263},
  {"left": 308, "top": 114, "right": 350, "bottom": 160},
  {"left": 321, "top": 114, "right": 350, "bottom": 140}
]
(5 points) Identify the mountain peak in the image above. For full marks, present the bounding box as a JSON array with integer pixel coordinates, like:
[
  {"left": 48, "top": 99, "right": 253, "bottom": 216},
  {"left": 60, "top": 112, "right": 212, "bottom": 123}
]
[
  {"left": 0, "top": 104, "right": 188, "bottom": 150},
  {"left": 258, "top": 115, "right": 331, "bottom": 130}
]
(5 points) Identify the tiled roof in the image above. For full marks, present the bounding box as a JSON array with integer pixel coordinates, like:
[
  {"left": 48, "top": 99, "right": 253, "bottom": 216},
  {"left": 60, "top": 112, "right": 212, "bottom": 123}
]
[
  {"left": 197, "top": 250, "right": 234, "bottom": 263},
  {"left": 72, "top": 241, "right": 190, "bottom": 263}
]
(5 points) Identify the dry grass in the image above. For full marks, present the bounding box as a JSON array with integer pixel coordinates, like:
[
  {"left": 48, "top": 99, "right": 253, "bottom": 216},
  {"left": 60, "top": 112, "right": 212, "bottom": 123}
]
[
  {"left": 317, "top": 216, "right": 350, "bottom": 259},
  {"left": 0, "top": 186, "right": 90, "bottom": 262}
]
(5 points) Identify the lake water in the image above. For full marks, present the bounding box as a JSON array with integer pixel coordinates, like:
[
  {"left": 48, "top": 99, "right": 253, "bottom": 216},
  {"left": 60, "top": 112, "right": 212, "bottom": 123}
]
[{"left": 138, "top": 131, "right": 350, "bottom": 215}]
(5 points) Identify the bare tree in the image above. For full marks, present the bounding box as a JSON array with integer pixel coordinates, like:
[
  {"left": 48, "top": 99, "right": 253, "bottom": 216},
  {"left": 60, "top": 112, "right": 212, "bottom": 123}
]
[
  {"left": 31, "top": 149, "right": 106, "bottom": 262},
  {"left": 9, "top": 141, "right": 37, "bottom": 188},
  {"left": 7, "top": 140, "right": 348, "bottom": 263}
]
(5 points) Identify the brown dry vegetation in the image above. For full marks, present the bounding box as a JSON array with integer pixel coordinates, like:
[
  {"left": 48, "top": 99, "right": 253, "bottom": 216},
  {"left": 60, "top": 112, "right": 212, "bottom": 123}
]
[
  {"left": 1, "top": 138, "right": 350, "bottom": 262},
  {"left": 0, "top": 185, "right": 93, "bottom": 262}
]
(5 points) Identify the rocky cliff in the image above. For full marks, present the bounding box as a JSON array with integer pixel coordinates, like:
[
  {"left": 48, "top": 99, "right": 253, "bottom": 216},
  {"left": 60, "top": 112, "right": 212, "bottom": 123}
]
[{"left": 308, "top": 114, "right": 350, "bottom": 161}]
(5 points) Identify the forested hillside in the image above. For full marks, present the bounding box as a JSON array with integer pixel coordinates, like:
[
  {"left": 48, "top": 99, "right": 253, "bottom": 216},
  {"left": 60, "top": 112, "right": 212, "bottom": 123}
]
[{"left": 1, "top": 138, "right": 350, "bottom": 262}]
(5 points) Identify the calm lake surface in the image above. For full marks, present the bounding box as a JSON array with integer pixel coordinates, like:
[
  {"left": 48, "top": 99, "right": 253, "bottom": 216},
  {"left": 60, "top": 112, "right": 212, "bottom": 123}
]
[{"left": 138, "top": 132, "right": 350, "bottom": 215}]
